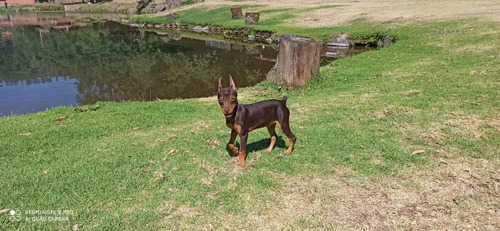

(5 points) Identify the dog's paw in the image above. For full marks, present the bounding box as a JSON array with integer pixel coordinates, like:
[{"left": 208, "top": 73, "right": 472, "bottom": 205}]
[
  {"left": 228, "top": 143, "right": 239, "bottom": 154},
  {"left": 263, "top": 148, "right": 273, "bottom": 154}
]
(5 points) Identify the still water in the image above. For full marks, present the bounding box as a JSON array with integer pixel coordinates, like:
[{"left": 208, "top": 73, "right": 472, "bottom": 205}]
[
  {"left": 0, "top": 14, "right": 277, "bottom": 115},
  {"left": 0, "top": 13, "right": 368, "bottom": 116}
]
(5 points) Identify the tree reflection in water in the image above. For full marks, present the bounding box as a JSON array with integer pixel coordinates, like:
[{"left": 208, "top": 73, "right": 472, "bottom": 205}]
[{"left": 0, "top": 21, "right": 277, "bottom": 109}]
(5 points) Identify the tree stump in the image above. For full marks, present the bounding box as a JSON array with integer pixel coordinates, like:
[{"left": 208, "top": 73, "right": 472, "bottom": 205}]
[
  {"left": 230, "top": 7, "right": 243, "bottom": 19},
  {"left": 245, "top": 12, "right": 260, "bottom": 24},
  {"left": 267, "top": 35, "right": 323, "bottom": 88},
  {"left": 167, "top": 0, "right": 183, "bottom": 9}
]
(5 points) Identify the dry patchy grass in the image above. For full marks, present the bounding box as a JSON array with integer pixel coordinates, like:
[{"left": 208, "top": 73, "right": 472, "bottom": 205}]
[{"left": 178, "top": 0, "right": 500, "bottom": 27}]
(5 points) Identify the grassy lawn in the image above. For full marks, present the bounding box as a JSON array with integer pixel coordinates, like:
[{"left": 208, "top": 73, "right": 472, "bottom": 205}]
[
  {"left": 1, "top": 3, "right": 499, "bottom": 230},
  {"left": 132, "top": 6, "right": 386, "bottom": 40}
]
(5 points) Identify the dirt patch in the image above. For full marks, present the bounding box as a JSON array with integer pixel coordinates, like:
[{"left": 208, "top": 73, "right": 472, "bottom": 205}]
[
  {"left": 290, "top": 0, "right": 500, "bottom": 27},
  {"left": 444, "top": 113, "right": 497, "bottom": 139},
  {"left": 402, "top": 89, "right": 422, "bottom": 95},
  {"left": 191, "top": 120, "right": 210, "bottom": 135},
  {"left": 206, "top": 138, "right": 221, "bottom": 148},
  {"left": 169, "top": 0, "right": 500, "bottom": 27},
  {"left": 374, "top": 107, "right": 393, "bottom": 118},
  {"left": 240, "top": 157, "right": 499, "bottom": 230},
  {"left": 359, "top": 92, "right": 379, "bottom": 103}
]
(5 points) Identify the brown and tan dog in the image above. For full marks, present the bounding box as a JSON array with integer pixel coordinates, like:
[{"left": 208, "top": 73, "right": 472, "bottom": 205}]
[{"left": 218, "top": 75, "right": 297, "bottom": 167}]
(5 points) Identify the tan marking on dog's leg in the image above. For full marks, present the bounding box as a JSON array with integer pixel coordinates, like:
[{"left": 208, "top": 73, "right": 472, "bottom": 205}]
[
  {"left": 264, "top": 136, "right": 277, "bottom": 154},
  {"left": 228, "top": 144, "right": 239, "bottom": 154},
  {"left": 275, "top": 121, "right": 283, "bottom": 133},
  {"left": 264, "top": 123, "right": 277, "bottom": 153},
  {"left": 284, "top": 138, "right": 294, "bottom": 155},
  {"left": 238, "top": 132, "right": 248, "bottom": 167},
  {"left": 233, "top": 124, "right": 242, "bottom": 134},
  {"left": 238, "top": 149, "right": 246, "bottom": 167},
  {"left": 278, "top": 122, "right": 296, "bottom": 155},
  {"left": 227, "top": 129, "right": 238, "bottom": 154}
]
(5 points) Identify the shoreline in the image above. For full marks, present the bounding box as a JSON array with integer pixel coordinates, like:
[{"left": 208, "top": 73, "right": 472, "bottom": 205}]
[{"left": 1, "top": 2, "right": 499, "bottom": 229}]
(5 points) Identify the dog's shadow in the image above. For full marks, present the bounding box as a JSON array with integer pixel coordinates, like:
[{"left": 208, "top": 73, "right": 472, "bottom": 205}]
[{"left": 225, "top": 136, "right": 287, "bottom": 157}]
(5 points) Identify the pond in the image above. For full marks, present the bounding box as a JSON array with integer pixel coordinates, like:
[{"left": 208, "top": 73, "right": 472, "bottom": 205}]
[{"left": 0, "top": 13, "right": 367, "bottom": 116}]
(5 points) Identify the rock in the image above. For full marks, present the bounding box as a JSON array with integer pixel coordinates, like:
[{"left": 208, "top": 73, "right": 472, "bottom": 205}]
[
  {"left": 166, "top": 23, "right": 179, "bottom": 29},
  {"left": 255, "top": 30, "right": 272, "bottom": 39},
  {"left": 192, "top": 26, "right": 209, "bottom": 33},
  {"left": 326, "top": 34, "right": 350, "bottom": 47},
  {"left": 325, "top": 52, "right": 337, "bottom": 58},
  {"left": 248, "top": 35, "right": 255, "bottom": 40},
  {"left": 381, "top": 35, "right": 393, "bottom": 47},
  {"left": 166, "top": 12, "right": 179, "bottom": 19},
  {"left": 325, "top": 46, "right": 349, "bottom": 58},
  {"left": 265, "top": 38, "right": 273, "bottom": 44},
  {"left": 171, "top": 34, "right": 182, "bottom": 41},
  {"left": 209, "top": 26, "right": 223, "bottom": 34},
  {"left": 160, "top": 36, "right": 171, "bottom": 44}
]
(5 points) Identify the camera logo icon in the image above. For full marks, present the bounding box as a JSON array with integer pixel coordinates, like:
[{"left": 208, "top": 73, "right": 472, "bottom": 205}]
[{"left": 9, "top": 210, "right": 21, "bottom": 222}]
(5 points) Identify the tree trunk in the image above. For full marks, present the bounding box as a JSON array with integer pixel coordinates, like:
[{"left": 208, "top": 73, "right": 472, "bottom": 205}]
[
  {"left": 167, "top": 0, "right": 184, "bottom": 9},
  {"left": 267, "top": 35, "right": 323, "bottom": 88},
  {"left": 245, "top": 12, "right": 260, "bottom": 24},
  {"left": 230, "top": 7, "right": 243, "bottom": 19}
]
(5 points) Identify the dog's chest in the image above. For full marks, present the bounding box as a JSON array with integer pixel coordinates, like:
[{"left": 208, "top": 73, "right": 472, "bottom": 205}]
[{"left": 226, "top": 123, "right": 242, "bottom": 134}]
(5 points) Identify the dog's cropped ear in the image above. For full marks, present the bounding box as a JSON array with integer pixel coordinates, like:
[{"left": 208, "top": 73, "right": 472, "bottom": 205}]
[
  {"left": 218, "top": 77, "right": 222, "bottom": 92},
  {"left": 229, "top": 75, "right": 237, "bottom": 91}
]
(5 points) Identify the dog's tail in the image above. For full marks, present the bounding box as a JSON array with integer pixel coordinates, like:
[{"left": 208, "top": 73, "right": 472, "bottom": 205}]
[{"left": 281, "top": 96, "right": 288, "bottom": 103}]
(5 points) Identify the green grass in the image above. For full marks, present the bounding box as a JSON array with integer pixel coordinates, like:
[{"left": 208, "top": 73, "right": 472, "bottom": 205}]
[
  {"left": 132, "top": 6, "right": 381, "bottom": 41},
  {"left": 1, "top": 8, "right": 499, "bottom": 230}
]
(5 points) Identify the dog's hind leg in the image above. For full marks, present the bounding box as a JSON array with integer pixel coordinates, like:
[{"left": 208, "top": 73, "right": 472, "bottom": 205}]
[
  {"left": 278, "top": 109, "right": 296, "bottom": 155},
  {"left": 281, "top": 122, "right": 296, "bottom": 155},
  {"left": 264, "top": 123, "right": 277, "bottom": 153}
]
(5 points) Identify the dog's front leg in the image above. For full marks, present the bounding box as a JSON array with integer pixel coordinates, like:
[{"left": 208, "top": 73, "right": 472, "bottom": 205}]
[
  {"left": 228, "top": 129, "right": 239, "bottom": 154},
  {"left": 238, "top": 132, "right": 248, "bottom": 167}
]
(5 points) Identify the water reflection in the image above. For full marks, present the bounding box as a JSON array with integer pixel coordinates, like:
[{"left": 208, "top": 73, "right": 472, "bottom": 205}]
[
  {"left": 0, "top": 77, "right": 79, "bottom": 116},
  {"left": 0, "top": 20, "right": 277, "bottom": 115}
]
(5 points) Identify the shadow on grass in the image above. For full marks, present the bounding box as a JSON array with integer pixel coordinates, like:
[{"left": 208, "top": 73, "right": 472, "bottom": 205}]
[{"left": 225, "top": 136, "right": 288, "bottom": 157}]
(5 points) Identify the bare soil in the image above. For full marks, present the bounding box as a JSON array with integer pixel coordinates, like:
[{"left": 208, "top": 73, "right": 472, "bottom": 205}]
[{"left": 192, "top": 0, "right": 500, "bottom": 27}]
